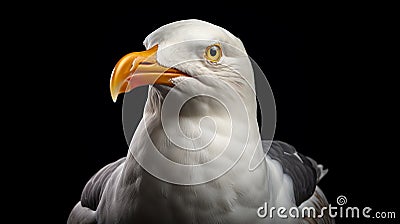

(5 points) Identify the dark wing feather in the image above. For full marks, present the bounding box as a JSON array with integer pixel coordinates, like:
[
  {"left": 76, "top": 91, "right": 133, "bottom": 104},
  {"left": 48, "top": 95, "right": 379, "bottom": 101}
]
[
  {"left": 264, "top": 140, "right": 323, "bottom": 206},
  {"left": 80, "top": 157, "right": 126, "bottom": 210}
]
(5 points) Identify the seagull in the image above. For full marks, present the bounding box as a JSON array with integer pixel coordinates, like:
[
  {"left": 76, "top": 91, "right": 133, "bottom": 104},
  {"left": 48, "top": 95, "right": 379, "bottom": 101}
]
[{"left": 69, "top": 19, "right": 334, "bottom": 224}]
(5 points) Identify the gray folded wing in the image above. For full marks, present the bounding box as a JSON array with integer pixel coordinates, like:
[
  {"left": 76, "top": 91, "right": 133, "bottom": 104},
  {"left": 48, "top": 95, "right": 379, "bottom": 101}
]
[
  {"left": 264, "top": 141, "right": 326, "bottom": 206},
  {"left": 80, "top": 157, "right": 126, "bottom": 210}
]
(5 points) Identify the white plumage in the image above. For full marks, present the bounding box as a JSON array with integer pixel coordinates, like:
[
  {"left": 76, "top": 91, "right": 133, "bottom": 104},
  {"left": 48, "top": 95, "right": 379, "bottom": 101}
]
[{"left": 69, "top": 19, "right": 334, "bottom": 224}]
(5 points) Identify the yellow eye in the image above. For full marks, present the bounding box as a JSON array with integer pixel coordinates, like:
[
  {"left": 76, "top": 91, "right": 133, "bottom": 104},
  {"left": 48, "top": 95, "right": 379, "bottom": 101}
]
[{"left": 205, "top": 44, "right": 222, "bottom": 63}]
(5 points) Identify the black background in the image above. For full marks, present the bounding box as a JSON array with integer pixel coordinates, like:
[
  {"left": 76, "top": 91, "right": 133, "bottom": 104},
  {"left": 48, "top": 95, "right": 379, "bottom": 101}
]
[{"left": 64, "top": 5, "right": 398, "bottom": 224}]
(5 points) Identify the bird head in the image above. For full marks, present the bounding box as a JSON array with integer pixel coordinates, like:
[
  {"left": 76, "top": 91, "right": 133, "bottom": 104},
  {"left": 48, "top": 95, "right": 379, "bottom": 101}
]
[
  {"left": 110, "top": 19, "right": 256, "bottom": 110},
  {"left": 109, "top": 20, "right": 268, "bottom": 183}
]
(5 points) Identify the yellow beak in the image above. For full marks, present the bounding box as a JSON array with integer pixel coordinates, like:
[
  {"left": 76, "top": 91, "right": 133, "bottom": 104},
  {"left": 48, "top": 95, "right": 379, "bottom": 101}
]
[{"left": 110, "top": 45, "right": 188, "bottom": 102}]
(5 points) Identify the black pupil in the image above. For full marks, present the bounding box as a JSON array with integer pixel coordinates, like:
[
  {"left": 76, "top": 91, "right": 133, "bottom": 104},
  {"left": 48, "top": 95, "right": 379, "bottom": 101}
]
[{"left": 210, "top": 47, "right": 217, "bottom": 57}]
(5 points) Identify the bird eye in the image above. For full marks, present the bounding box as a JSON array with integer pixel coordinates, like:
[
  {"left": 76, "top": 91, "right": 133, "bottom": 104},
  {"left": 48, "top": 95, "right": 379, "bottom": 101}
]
[{"left": 205, "top": 44, "right": 222, "bottom": 63}]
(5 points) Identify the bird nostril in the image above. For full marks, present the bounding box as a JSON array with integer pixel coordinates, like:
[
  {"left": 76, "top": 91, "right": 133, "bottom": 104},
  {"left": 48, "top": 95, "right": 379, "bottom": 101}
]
[{"left": 139, "top": 61, "right": 153, "bottom": 65}]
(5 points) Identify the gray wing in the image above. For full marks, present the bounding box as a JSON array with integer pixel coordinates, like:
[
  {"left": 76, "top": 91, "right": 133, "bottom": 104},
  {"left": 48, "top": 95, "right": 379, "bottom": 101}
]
[
  {"left": 81, "top": 157, "right": 126, "bottom": 210},
  {"left": 264, "top": 140, "right": 327, "bottom": 206}
]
